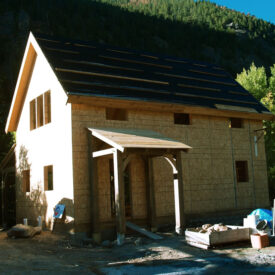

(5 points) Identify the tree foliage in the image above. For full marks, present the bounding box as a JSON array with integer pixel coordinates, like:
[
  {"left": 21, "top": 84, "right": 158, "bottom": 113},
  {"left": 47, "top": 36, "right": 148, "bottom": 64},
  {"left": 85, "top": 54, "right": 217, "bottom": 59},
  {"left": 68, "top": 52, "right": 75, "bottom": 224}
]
[{"left": 237, "top": 63, "right": 275, "bottom": 199}]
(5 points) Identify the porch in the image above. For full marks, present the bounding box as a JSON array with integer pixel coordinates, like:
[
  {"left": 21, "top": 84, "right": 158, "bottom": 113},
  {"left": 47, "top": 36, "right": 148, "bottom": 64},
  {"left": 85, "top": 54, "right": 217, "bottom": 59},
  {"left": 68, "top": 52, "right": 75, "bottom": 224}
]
[{"left": 87, "top": 128, "right": 191, "bottom": 244}]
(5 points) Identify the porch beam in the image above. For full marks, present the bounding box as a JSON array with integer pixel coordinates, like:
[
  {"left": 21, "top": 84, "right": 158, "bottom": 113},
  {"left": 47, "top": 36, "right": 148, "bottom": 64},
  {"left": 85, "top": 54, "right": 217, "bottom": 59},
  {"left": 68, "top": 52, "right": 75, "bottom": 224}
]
[
  {"left": 113, "top": 149, "right": 126, "bottom": 245},
  {"left": 87, "top": 131, "right": 101, "bottom": 243},
  {"left": 92, "top": 148, "right": 115, "bottom": 158}
]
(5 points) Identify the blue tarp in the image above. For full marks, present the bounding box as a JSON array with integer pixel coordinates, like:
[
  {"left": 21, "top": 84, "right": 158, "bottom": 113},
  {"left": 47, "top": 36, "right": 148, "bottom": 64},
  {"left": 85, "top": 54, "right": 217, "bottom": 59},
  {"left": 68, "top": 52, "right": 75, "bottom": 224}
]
[{"left": 249, "top": 208, "right": 273, "bottom": 228}]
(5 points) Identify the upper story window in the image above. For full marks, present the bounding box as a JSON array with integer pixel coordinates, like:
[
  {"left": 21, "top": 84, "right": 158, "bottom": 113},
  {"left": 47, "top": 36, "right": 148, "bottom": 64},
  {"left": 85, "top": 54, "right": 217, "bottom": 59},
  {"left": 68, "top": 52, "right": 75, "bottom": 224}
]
[
  {"left": 235, "top": 161, "right": 249, "bottom": 182},
  {"left": 30, "top": 91, "right": 51, "bottom": 130},
  {"left": 106, "top": 108, "right": 127, "bottom": 121},
  {"left": 230, "top": 118, "right": 243, "bottom": 128},
  {"left": 174, "top": 113, "right": 190, "bottom": 125}
]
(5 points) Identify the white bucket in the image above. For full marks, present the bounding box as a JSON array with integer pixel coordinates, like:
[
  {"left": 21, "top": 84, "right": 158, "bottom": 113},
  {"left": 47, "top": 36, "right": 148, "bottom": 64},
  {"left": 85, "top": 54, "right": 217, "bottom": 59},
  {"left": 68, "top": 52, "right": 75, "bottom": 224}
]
[{"left": 23, "top": 218, "right": 28, "bottom": 226}]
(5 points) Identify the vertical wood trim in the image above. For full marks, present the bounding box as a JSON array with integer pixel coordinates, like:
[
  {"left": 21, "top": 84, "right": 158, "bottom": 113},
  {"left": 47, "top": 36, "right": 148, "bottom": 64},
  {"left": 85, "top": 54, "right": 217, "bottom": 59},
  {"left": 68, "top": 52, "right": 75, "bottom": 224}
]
[
  {"left": 175, "top": 151, "right": 185, "bottom": 234},
  {"left": 248, "top": 121, "right": 256, "bottom": 207},
  {"left": 113, "top": 149, "right": 126, "bottom": 238},
  {"left": 87, "top": 131, "right": 100, "bottom": 239},
  {"left": 145, "top": 157, "right": 157, "bottom": 231},
  {"left": 230, "top": 127, "right": 238, "bottom": 208}
]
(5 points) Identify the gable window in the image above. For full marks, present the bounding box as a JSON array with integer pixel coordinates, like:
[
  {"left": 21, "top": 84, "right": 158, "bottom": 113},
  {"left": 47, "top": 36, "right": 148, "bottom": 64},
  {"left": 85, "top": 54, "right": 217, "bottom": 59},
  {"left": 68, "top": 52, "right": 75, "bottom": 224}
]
[
  {"left": 230, "top": 118, "right": 243, "bottom": 128},
  {"left": 30, "top": 91, "right": 51, "bottom": 130},
  {"left": 235, "top": 161, "right": 249, "bottom": 182},
  {"left": 44, "top": 165, "right": 53, "bottom": 191},
  {"left": 30, "top": 99, "right": 36, "bottom": 130},
  {"left": 44, "top": 91, "right": 51, "bottom": 124},
  {"left": 174, "top": 113, "right": 190, "bottom": 125},
  {"left": 22, "top": 169, "right": 30, "bottom": 192},
  {"left": 106, "top": 108, "right": 127, "bottom": 121}
]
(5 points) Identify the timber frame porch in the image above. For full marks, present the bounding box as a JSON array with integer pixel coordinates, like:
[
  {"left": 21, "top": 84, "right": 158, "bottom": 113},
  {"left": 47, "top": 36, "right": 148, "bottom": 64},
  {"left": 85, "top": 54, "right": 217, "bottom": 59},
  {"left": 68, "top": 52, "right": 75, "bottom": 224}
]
[{"left": 87, "top": 128, "right": 191, "bottom": 244}]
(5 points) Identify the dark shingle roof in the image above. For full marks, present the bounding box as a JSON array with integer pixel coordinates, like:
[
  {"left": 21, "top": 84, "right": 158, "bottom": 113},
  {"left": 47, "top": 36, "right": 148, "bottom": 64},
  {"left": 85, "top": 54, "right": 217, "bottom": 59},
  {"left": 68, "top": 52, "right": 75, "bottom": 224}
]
[{"left": 34, "top": 33, "right": 270, "bottom": 114}]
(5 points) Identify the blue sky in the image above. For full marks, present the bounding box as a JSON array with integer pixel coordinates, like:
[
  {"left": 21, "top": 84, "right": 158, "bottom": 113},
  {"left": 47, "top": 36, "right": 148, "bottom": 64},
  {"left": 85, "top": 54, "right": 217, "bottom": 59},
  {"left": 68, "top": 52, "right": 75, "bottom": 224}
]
[{"left": 209, "top": 0, "right": 275, "bottom": 24}]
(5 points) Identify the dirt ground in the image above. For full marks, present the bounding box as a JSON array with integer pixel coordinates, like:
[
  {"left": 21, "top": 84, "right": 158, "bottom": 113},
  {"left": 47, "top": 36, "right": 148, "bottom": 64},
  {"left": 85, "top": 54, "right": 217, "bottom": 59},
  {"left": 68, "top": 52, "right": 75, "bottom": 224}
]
[{"left": 0, "top": 230, "right": 274, "bottom": 274}]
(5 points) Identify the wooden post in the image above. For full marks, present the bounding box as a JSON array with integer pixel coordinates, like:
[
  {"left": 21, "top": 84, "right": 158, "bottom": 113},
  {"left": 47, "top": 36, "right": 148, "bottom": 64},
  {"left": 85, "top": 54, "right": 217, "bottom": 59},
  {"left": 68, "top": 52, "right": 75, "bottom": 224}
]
[
  {"left": 273, "top": 199, "right": 275, "bottom": 236},
  {"left": 87, "top": 131, "right": 101, "bottom": 243},
  {"left": 113, "top": 149, "right": 126, "bottom": 245},
  {"left": 174, "top": 151, "right": 185, "bottom": 234},
  {"left": 145, "top": 157, "right": 157, "bottom": 232}
]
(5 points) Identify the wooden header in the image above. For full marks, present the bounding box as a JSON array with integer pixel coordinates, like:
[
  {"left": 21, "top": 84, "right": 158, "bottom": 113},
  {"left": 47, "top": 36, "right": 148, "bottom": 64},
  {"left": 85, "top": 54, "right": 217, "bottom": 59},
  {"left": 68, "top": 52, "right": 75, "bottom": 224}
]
[{"left": 69, "top": 95, "right": 274, "bottom": 121}]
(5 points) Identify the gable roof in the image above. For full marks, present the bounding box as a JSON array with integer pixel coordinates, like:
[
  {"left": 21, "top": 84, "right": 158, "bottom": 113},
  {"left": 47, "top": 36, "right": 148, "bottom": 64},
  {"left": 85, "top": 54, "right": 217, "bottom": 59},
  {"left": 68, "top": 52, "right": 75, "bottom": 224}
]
[{"left": 6, "top": 32, "right": 273, "bottom": 132}]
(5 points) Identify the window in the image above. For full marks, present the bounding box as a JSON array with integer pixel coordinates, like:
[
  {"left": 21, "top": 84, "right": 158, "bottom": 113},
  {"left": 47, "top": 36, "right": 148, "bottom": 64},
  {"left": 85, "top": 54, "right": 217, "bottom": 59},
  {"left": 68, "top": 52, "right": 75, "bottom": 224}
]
[
  {"left": 230, "top": 118, "right": 243, "bottom": 128},
  {"left": 30, "top": 91, "right": 51, "bottom": 130},
  {"left": 44, "top": 91, "right": 51, "bottom": 124},
  {"left": 30, "top": 99, "right": 36, "bottom": 130},
  {"left": 44, "top": 165, "right": 53, "bottom": 191},
  {"left": 174, "top": 113, "right": 190, "bottom": 125},
  {"left": 235, "top": 161, "right": 249, "bottom": 182},
  {"left": 22, "top": 170, "right": 30, "bottom": 192},
  {"left": 106, "top": 108, "right": 127, "bottom": 121},
  {"left": 37, "top": 94, "right": 44, "bottom": 127}
]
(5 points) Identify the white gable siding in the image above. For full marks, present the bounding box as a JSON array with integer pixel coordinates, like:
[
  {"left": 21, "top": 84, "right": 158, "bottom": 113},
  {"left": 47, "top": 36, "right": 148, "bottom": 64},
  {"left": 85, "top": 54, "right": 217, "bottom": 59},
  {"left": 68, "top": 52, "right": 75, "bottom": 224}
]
[{"left": 15, "top": 50, "right": 74, "bottom": 227}]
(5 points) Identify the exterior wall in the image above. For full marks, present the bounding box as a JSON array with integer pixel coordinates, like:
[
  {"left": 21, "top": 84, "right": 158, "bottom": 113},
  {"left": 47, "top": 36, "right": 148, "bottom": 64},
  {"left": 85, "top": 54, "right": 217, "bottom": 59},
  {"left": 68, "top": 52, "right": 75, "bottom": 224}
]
[
  {"left": 71, "top": 104, "right": 269, "bottom": 231},
  {"left": 15, "top": 52, "right": 74, "bottom": 227}
]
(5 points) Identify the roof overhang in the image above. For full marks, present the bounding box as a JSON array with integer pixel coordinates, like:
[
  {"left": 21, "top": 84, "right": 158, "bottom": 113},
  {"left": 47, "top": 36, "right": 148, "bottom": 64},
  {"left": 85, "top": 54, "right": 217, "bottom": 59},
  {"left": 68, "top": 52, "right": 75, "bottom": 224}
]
[
  {"left": 5, "top": 32, "right": 40, "bottom": 133},
  {"left": 69, "top": 94, "right": 275, "bottom": 121},
  {"left": 87, "top": 128, "right": 191, "bottom": 153}
]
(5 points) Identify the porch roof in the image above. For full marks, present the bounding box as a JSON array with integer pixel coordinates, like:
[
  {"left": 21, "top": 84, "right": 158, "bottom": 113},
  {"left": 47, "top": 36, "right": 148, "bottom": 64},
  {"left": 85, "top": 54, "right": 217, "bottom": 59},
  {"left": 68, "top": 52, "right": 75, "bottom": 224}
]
[{"left": 87, "top": 128, "right": 191, "bottom": 153}]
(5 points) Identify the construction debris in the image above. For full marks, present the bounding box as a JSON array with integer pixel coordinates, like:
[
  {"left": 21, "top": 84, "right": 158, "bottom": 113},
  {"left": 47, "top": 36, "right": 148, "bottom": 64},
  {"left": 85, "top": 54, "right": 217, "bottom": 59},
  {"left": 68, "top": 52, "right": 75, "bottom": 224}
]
[
  {"left": 185, "top": 224, "right": 249, "bottom": 249},
  {"left": 7, "top": 224, "right": 41, "bottom": 238},
  {"left": 126, "top": 221, "right": 163, "bottom": 240}
]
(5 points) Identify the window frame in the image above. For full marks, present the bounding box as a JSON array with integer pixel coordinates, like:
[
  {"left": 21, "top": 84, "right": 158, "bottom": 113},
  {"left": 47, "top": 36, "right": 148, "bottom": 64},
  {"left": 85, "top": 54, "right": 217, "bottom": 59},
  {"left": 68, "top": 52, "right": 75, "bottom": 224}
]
[
  {"left": 30, "top": 90, "right": 51, "bottom": 131},
  {"left": 106, "top": 107, "right": 128, "bottom": 121},
  {"left": 22, "top": 169, "right": 30, "bottom": 193},
  {"left": 44, "top": 165, "right": 53, "bottom": 191},
  {"left": 174, "top": 113, "right": 191, "bottom": 125},
  {"left": 235, "top": 160, "right": 249, "bottom": 183},
  {"left": 230, "top": 118, "right": 243, "bottom": 128}
]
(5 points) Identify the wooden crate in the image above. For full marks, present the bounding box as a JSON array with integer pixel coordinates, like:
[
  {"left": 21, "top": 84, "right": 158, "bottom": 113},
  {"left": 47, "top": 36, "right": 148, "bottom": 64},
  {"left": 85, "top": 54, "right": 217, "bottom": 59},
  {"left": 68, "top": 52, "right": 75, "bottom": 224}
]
[{"left": 185, "top": 226, "right": 250, "bottom": 246}]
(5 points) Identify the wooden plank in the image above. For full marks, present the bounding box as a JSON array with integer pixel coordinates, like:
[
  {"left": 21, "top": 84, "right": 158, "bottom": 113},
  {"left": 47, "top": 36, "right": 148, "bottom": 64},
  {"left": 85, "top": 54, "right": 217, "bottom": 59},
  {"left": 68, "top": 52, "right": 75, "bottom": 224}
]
[
  {"left": 113, "top": 150, "right": 126, "bottom": 243},
  {"left": 88, "top": 128, "right": 124, "bottom": 152},
  {"left": 126, "top": 221, "right": 163, "bottom": 240},
  {"left": 68, "top": 95, "right": 274, "bottom": 121},
  {"left": 88, "top": 128, "right": 191, "bottom": 150},
  {"left": 185, "top": 231, "right": 211, "bottom": 245},
  {"left": 6, "top": 43, "right": 37, "bottom": 132},
  {"left": 87, "top": 130, "right": 100, "bottom": 243},
  {"left": 174, "top": 151, "right": 185, "bottom": 234},
  {"left": 185, "top": 226, "right": 250, "bottom": 246},
  {"left": 92, "top": 148, "right": 115, "bottom": 158},
  {"left": 145, "top": 157, "right": 157, "bottom": 231},
  {"left": 186, "top": 239, "right": 209, "bottom": 250}
]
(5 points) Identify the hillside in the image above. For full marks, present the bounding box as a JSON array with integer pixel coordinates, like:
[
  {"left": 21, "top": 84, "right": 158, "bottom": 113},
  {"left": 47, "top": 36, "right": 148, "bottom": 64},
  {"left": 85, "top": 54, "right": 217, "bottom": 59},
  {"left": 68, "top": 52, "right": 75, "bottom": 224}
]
[{"left": 1, "top": 0, "right": 275, "bottom": 159}]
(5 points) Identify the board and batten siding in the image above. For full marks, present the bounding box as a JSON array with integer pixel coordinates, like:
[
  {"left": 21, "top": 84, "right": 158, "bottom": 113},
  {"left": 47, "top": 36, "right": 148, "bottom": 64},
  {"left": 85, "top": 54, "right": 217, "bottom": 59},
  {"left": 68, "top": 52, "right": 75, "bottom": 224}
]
[
  {"left": 71, "top": 104, "right": 269, "bottom": 232},
  {"left": 15, "top": 51, "right": 74, "bottom": 227}
]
